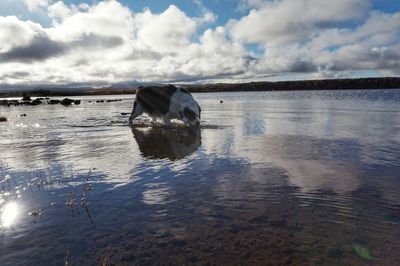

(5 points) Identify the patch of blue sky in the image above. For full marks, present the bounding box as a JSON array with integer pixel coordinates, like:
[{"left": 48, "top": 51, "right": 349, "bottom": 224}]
[
  {"left": 324, "top": 45, "right": 341, "bottom": 52},
  {"left": 0, "top": 0, "right": 52, "bottom": 26},
  {"left": 119, "top": 0, "right": 242, "bottom": 25},
  {"left": 245, "top": 44, "right": 264, "bottom": 58},
  {"left": 372, "top": 0, "right": 400, "bottom": 13},
  {"left": 353, "top": 70, "right": 385, "bottom": 78},
  {"left": 59, "top": 0, "right": 239, "bottom": 27}
]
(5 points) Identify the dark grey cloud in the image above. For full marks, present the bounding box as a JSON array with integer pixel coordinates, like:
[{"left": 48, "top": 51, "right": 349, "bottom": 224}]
[
  {"left": 289, "top": 60, "right": 318, "bottom": 73},
  {"left": 326, "top": 47, "right": 400, "bottom": 72},
  {"left": 0, "top": 34, "right": 65, "bottom": 63},
  {"left": 165, "top": 69, "right": 248, "bottom": 83},
  {"left": 0, "top": 71, "right": 30, "bottom": 79},
  {"left": 71, "top": 33, "right": 124, "bottom": 49},
  {"left": 126, "top": 49, "right": 162, "bottom": 60},
  {"left": 0, "top": 33, "right": 124, "bottom": 64}
]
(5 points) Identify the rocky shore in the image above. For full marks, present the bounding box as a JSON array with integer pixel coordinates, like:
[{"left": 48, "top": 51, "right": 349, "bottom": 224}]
[
  {"left": 0, "top": 97, "right": 81, "bottom": 107},
  {"left": 0, "top": 96, "right": 125, "bottom": 108}
]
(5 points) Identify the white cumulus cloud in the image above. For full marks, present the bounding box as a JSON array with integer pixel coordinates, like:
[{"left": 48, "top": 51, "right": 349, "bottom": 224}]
[
  {"left": 24, "top": 0, "right": 50, "bottom": 12},
  {"left": 0, "top": 0, "right": 399, "bottom": 87}
]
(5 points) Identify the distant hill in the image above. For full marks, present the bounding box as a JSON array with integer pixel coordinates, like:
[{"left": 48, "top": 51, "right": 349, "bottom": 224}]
[
  {"left": 183, "top": 77, "right": 400, "bottom": 93},
  {"left": 0, "top": 77, "right": 399, "bottom": 98}
]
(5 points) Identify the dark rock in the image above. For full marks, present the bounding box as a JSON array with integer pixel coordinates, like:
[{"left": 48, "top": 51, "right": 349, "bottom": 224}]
[
  {"left": 31, "top": 99, "right": 42, "bottom": 105},
  {"left": 2, "top": 100, "right": 20, "bottom": 107},
  {"left": 220, "top": 100, "right": 223, "bottom": 103},
  {"left": 19, "top": 114, "right": 27, "bottom": 117},
  {"left": 121, "top": 112, "right": 130, "bottom": 115},
  {"left": 0, "top": 117, "right": 7, "bottom": 122},
  {"left": 22, "top": 94, "right": 31, "bottom": 101},
  {"left": 48, "top": 100, "right": 60, "bottom": 105},
  {"left": 60, "top": 98, "right": 74, "bottom": 106},
  {"left": 73, "top": 100, "right": 81, "bottom": 105},
  {"left": 96, "top": 100, "right": 105, "bottom": 103},
  {"left": 106, "top": 99, "right": 123, "bottom": 102}
]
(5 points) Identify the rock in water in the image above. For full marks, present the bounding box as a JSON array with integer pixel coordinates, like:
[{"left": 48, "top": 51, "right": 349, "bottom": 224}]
[
  {"left": 48, "top": 99, "right": 61, "bottom": 105},
  {"left": 22, "top": 94, "right": 31, "bottom": 101},
  {"left": 60, "top": 98, "right": 74, "bottom": 106},
  {"left": 353, "top": 244, "right": 373, "bottom": 261},
  {"left": 31, "top": 98, "right": 43, "bottom": 105},
  {"left": 0, "top": 117, "right": 7, "bottom": 122}
]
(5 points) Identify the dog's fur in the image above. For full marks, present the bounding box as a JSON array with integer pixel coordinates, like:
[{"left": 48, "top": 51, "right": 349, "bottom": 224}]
[{"left": 129, "top": 85, "right": 201, "bottom": 127}]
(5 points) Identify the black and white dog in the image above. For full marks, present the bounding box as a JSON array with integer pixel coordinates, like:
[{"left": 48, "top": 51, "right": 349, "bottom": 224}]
[{"left": 129, "top": 85, "right": 201, "bottom": 127}]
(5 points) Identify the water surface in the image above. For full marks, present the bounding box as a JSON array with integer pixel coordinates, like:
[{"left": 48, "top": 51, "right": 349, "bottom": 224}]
[{"left": 0, "top": 90, "right": 399, "bottom": 265}]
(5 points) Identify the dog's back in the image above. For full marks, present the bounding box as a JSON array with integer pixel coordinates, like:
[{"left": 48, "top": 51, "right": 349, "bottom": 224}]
[
  {"left": 136, "top": 85, "right": 177, "bottom": 117},
  {"left": 129, "top": 85, "right": 201, "bottom": 126}
]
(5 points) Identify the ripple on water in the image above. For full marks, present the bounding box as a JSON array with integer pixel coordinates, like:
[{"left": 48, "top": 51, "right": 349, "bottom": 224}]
[{"left": 0, "top": 91, "right": 400, "bottom": 265}]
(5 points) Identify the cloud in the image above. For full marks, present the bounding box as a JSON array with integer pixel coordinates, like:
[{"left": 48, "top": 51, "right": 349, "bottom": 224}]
[
  {"left": 135, "top": 5, "right": 197, "bottom": 54},
  {"left": 237, "top": 0, "right": 268, "bottom": 12},
  {"left": 192, "top": 0, "right": 217, "bottom": 24},
  {"left": 0, "top": 34, "right": 64, "bottom": 62},
  {"left": 0, "top": 0, "right": 399, "bottom": 86},
  {"left": 231, "top": 1, "right": 400, "bottom": 77},
  {"left": 24, "top": 0, "right": 49, "bottom": 12},
  {"left": 230, "top": 0, "right": 372, "bottom": 46},
  {"left": 0, "top": 16, "right": 43, "bottom": 53},
  {"left": 0, "top": 22, "right": 123, "bottom": 63},
  {"left": 48, "top": 1, "right": 74, "bottom": 21}
]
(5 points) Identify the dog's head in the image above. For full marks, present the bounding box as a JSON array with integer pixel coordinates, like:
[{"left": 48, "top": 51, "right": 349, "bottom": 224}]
[{"left": 180, "top": 101, "right": 201, "bottom": 127}]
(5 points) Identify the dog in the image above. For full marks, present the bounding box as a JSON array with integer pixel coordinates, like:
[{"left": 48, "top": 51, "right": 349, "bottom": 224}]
[{"left": 129, "top": 85, "right": 201, "bottom": 127}]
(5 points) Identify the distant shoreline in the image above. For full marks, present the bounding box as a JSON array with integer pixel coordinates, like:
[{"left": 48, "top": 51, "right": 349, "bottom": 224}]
[{"left": 0, "top": 77, "right": 399, "bottom": 98}]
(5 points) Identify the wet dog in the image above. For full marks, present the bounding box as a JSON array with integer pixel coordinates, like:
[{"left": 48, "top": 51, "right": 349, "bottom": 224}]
[{"left": 129, "top": 85, "right": 201, "bottom": 127}]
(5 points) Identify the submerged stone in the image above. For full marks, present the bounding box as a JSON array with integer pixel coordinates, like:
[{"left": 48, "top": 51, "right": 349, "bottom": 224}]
[
  {"left": 60, "top": 98, "right": 74, "bottom": 106},
  {"left": 48, "top": 99, "right": 61, "bottom": 104},
  {"left": 31, "top": 98, "right": 43, "bottom": 105},
  {"left": 22, "top": 95, "right": 31, "bottom": 101},
  {"left": 353, "top": 244, "right": 373, "bottom": 261}
]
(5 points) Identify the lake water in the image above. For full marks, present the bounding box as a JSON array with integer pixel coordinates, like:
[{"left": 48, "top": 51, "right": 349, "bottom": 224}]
[{"left": 0, "top": 90, "right": 399, "bottom": 265}]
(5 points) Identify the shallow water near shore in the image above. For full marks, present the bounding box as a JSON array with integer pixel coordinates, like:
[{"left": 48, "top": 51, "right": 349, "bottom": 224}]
[{"left": 0, "top": 89, "right": 400, "bottom": 265}]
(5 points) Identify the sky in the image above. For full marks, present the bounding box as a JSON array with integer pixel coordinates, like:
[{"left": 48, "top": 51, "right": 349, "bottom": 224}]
[{"left": 0, "top": 0, "right": 399, "bottom": 88}]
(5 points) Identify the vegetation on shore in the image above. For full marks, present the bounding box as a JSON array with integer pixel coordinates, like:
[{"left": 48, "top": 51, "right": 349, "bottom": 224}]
[
  {"left": 0, "top": 77, "right": 399, "bottom": 98},
  {"left": 183, "top": 77, "right": 400, "bottom": 93}
]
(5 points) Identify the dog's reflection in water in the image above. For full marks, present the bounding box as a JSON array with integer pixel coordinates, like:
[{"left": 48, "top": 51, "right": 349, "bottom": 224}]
[{"left": 131, "top": 127, "right": 201, "bottom": 160}]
